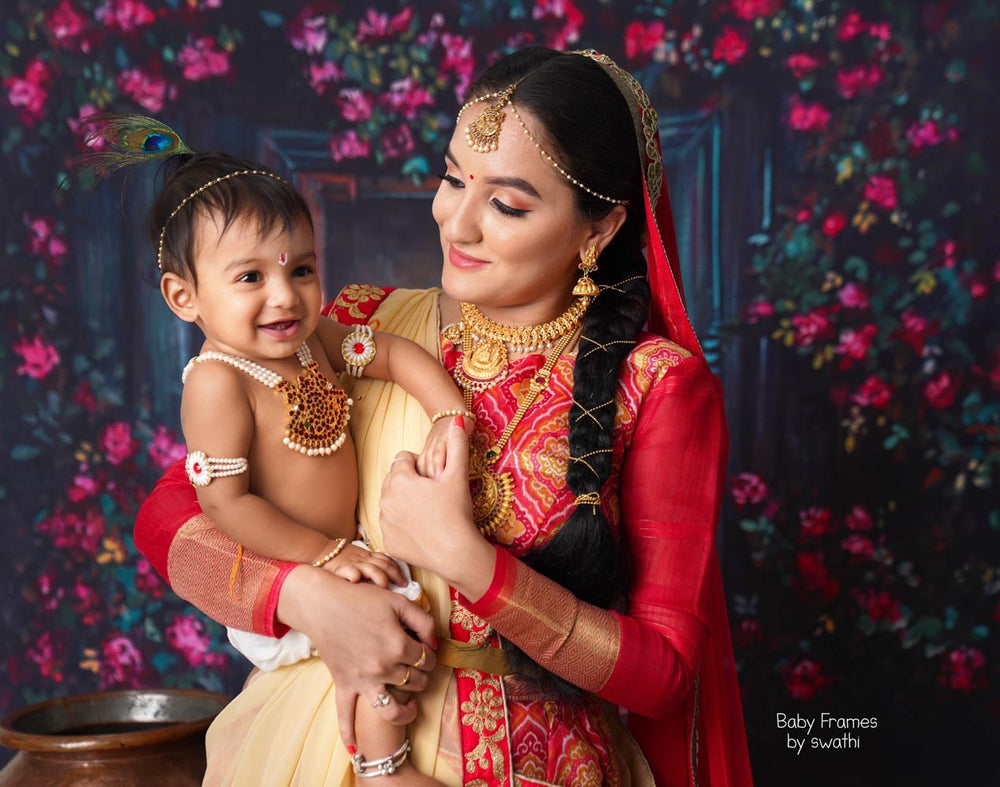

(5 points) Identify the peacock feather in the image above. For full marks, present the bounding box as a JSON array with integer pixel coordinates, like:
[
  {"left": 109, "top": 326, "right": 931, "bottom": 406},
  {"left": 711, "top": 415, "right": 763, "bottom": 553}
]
[{"left": 58, "top": 112, "right": 195, "bottom": 196}]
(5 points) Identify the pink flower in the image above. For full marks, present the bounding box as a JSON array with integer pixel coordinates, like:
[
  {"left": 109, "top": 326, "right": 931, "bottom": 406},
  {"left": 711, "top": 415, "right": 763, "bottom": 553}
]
[
  {"left": 46, "top": 0, "right": 89, "bottom": 48},
  {"left": 135, "top": 558, "right": 164, "bottom": 598},
  {"left": 854, "top": 589, "right": 902, "bottom": 623},
  {"left": 117, "top": 68, "right": 176, "bottom": 113},
  {"left": 329, "top": 129, "right": 370, "bottom": 162},
  {"left": 837, "top": 10, "right": 866, "bottom": 41},
  {"left": 38, "top": 571, "right": 66, "bottom": 612},
  {"left": 357, "top": 7, "right": 413, "bottom": 43},
  {"left": 624, "top": 20, "right": 665, "bottom": 63},
  {"left": 99, "top": 634, "right": 143, "bottom": 689},
  {"left": 791, "top": 308, "right": 833, "bottom": 347},
  {"left": 178, "top": 37, "right": 231, "bottom": 81},
  {"left": 38, "top": 509, "right": 106, "bottom": 554},
  {"left": 25, "top": 214, "right": 69, "bottom": 264},
  {"left": 712, "top": 27, "right": 749, "bottom": 65},
  {"left": 799, "top": 506, "right": 836, "bottom": 537},
  {"left": 787, "top": 96, "right": 831, "bottom": 132},
  {"left": 924, "top": 371, "right": 957, "bottom": 409},
  {"left": 28, "top": 632, "right": 65, "bottom": 682},
  {"left": 851, "top": 375, "right": 892, "bottom": 409},
  {"left": 379, "top": 77, "right": 433, "bottom": 119},
  {"left": 380, "top": 124, "right": 414, "bottom": 161},
  {"left": 101, "top": 421, "right": 139, "bottom": 465},
  {"left": 337, "top": 88, "right": 374, "bottom": 122},
  {"left": 841, "top": 534, "right": 874, "bottom": 558},
  {"left": 969, "top": 275, "right": 988, "bottom": 299},
  {"left": 67, "top": 104, "right": 106, "bottom": 149},
  {"left": 838, "top": 282, "right": 869, "bottom": 309},
  {"left": 166, "top": 615, "right": 213, "bottom": 666},
  {"left": 993, "top": 260, "right": 1000, "bottom": 283},
  {"left": 14, "top": 335, "right": 60, "bottom": 379},
  {"left": 73, "top": 580, "right": 103, "bottom": 626},
  {"left": 786, "top": 53, "right": 820, "bottom": 78},
  {"left": 821, "top": 211, "right": 848, "bottom": 236},
  {"left": 306, "top": 60, "right": 342, "bottom": 95},
  {"left": 289, "top": 14, "right": 328, "bottom": 54},
  {"left": 743, "top": 298, "right": 774, "bottom": 324},
  {"left": 835, "top": 324, "right": 877, "bottom": 365},
  {"left": 148, "top": 425, "right": 186, "bottom": 470},
  {"left": 906, "top": 119, "right": 947, "bottom": 150},
  {"left": 4, "top": 58, "right": 51, "bottom": 127},
  {"left": 67, "top": 473, "right": 100, "bottom": 503},
  {"left": 95, "top": 0, "right": 155, "bottom": 33},
  {"left": 846, "top": 504, "right": 874, "bottom": 531},
  {"left": 939, "top": 647, "right": 988, "bottom": 692},
  {"left": 533, "top": 0, "right": 585, "bottom": 49},
  {"left": 864, "top": 175, "right": 898, "bottom": 210},
  {"left": 836, "top": 64, "right": 884, "bottom": 99},
  {"left": 730, "top": 0, "right": 780, "bottom": 21},
  {"left": 867, "top": 22, "right": 892, "bottom": 41},
  {"left": 895, "top": 309, "right": 933, "bottom": 354},
  {"left": 439, "top": 32, "right": 476, "bottom": 100},
  {"left": 729, "top": 472, "right": 769, "bottom": 506},
  {"left": 782, "top": 659, "right": 832, "bottom": 700}
]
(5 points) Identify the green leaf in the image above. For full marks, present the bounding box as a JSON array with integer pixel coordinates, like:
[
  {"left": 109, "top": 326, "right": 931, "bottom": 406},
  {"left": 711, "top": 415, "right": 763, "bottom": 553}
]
[
  {"left": 11, "top": 444, "right": 41, "bottom": 461},
  {"left": 258, "top": 10, "right": 284, "bottom": 27},
  {"left": 844, "top": 256, "right": 869, "bottom": 281}
]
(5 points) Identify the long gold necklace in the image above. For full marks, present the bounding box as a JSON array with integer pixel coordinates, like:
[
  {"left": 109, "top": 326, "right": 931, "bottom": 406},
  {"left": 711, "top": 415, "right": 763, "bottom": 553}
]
[
  {"left": 458, "top": 325, "right": 579, "bottom": 535},
  {"left": 450, "top": 297, "right": 589, "bottom": 393}
]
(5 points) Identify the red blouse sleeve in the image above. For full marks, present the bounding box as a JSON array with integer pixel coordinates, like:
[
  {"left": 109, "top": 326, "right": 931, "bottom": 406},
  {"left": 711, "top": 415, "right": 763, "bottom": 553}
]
[{"left": 465, "top": 356, "right": 727, "bottom": 717}]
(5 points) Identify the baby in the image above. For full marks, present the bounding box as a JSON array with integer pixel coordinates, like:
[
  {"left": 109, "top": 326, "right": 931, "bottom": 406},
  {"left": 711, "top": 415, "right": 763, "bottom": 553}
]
[{"left": 151, "top": 150, "right": 463, "bottom": 784}]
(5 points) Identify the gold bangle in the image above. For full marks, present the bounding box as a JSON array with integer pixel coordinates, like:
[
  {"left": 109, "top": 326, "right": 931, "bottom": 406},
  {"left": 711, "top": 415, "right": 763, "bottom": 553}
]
[
  {"left": 431, "top": 409, "right": 475, "bottom": 425},
  {"left": 311, "top": 538, "right": 348, "bottom": 567}
]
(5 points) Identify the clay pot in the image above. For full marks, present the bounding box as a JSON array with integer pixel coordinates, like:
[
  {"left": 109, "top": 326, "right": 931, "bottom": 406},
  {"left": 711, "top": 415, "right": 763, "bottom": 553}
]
[{"left": 0, "top": 688, "right": 229, "bottom": 786}]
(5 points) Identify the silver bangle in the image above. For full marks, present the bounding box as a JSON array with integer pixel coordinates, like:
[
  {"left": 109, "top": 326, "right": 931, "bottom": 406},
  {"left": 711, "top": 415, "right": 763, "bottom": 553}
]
[{"left": 351, "top": 739, "right": 411, "bottom": 778}]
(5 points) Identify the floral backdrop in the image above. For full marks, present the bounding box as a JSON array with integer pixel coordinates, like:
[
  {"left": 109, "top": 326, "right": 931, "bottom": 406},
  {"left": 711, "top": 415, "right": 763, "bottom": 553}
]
[{"left": 1, "top": 1, "right": 997, "bottom": 783}]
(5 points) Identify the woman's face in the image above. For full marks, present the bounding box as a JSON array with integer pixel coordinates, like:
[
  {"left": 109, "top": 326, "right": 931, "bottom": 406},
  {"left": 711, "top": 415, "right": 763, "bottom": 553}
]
[{"left": 432, "top": 103, "right": 596, "bottom": 324}]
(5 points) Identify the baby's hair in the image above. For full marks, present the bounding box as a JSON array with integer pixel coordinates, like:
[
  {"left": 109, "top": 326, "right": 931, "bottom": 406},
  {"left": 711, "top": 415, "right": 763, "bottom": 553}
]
[{"left": 150, "top": 152, "right": 312, "bottom": 282}]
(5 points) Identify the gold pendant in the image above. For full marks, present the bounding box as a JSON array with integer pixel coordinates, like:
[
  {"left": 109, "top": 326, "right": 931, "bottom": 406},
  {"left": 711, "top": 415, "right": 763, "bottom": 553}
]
[
  {"left": 458, "top": 336, "right": 507, "bottom": 390},
  {"left": 468, "top": 451, "right": 514, "bottom": 536}
]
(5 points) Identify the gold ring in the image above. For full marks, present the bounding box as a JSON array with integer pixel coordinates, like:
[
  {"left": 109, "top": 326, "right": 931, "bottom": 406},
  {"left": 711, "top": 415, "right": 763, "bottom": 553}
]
[
  {"left": 411, "top": 645, "right": 427, "bottom": 670},
  {"left": 396, "top": 666, "right": 412, "bottom": 687}
]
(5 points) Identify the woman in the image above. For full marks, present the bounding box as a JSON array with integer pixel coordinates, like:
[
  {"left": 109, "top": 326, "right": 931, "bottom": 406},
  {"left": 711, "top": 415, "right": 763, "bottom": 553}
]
[{"left": 135, "top": 47, "right": 753, "bottom": 785}]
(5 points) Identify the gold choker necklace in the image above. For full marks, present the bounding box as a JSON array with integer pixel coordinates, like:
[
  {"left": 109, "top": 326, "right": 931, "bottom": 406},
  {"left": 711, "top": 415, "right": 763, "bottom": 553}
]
[{"left": 450, "top": 298, "right": 589, "bottom": 392}]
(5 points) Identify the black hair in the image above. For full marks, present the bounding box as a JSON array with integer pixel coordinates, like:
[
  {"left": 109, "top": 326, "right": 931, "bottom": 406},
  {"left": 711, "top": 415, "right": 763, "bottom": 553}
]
[
  {"left": 150, "top": 152, "right": 312, "bottom": 282},
  {"left": 465, "top": 49, "right": 652, "bottom": 689}
]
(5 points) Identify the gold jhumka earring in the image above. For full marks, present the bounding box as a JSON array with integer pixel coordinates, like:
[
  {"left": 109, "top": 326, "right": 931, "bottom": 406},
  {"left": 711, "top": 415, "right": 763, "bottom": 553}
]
[{"left": 573, "top": 245, "right": 601, "bottom": 298}]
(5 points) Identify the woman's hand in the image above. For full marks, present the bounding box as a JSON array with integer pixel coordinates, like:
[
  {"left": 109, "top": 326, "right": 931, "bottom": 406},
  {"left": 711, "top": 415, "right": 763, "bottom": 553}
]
[
  {"left": 380, "top": 418, "right": 497, "bottom": 602},
  {"left": 276, "top": 565, "right": 437, "bottom": 749}
]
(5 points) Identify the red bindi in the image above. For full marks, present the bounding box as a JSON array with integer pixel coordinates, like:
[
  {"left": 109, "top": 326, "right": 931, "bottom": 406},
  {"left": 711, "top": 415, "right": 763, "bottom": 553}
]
[{"left": 468, "top": 174, "right": 474, "bottom": 180}]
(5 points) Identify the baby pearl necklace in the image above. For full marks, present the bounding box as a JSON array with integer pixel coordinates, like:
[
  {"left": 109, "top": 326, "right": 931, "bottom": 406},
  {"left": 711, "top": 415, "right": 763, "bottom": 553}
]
[{"left": 181, "top": 343, "right": 352, "bottom": 456}]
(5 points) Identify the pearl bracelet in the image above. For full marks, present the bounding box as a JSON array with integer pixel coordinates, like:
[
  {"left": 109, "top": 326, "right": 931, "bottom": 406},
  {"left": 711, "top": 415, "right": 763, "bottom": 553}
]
[
  {"left": 311, "top": 538, "right": 347, "bottom": 568},
  {"left": 351, "top": 739, "right": 411, "bottom": 778},
  {"left": 430, "top": 408, "right": 475, "bottom": 425}
]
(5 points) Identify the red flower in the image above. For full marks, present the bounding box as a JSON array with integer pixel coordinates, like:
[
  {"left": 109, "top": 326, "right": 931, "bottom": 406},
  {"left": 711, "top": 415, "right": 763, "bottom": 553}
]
[
  {"left": 939, "top": 647, "right": 988, "bottom": 692},
  {"left": 845, "top": 504, "right": 874, "bottom": 531},
  {"left": 13, "top": 335, "right": 60, "bottom": 379},
  {"left": 851, "top": 375, "right": 892, "bottom": 409},
  {"left": 337, "top": 88, "right": 374, "bottom": 122},
  {"left": 95, "top": 0, "right": 155, "bottom": 33},
  {"left": 532, "top": 0, "right": 585, "bottom": 50},
  {"left": 787, "top": 96, "right": 831, "bottom": 132},
  {"left": 841, "top": 534, "right": 874, "bottom": 558},
  {"left": 730, "top": 0, "right": 781, "bottom": 21},
  {"left": 837, "top": 10, "right": 866, "bottom": 41},
  {"left": 821, "top": 211, "right": 848, "bottom": 236},
  {"left": 177, "top": 37, "right": 231, "bottom": 81},
  {"left": 894, "top": 309, "right": 933, "bottom": 354},
  {"left": 863, "top": 175, "right": 898, "bottom": 210},
  {"left": 782, "top": 659, "right": 832, "bottom": 700},
  {"left": 329, "top": 129, "right": 370, "bottom": 162},
  {"left": 836, "top": 64, "right": 884, "bottom": 99},
  {"left": 624, "top": 20, "right": 666, "bottom": 63},
  {"left": 357, "top": 7, "right": 413, "bottom": 43},
  {"left": 799, "top": 506, "right": 837, "bottom": 537},
  {"left": 379, "top": 77, "right": 433, "bottom": 119},
  {"left": 46, "top": 0, "right": 90, "bottom": 50},
  {"left": 100, "top": 421, "right": 139, "bottom": 465},
  {"left": 380, "top": 124, "right": 415, "bottom": 160},
  {"left": 712, "top": 26, "right": 749, "bottom": 65},
  {"left": 834, "top": 324, "right": 877, "bottom": 366},
  {"left": 923, "top": 371, "right": 957, "bottom": 409},
  {"left": 786, "top": 53, "right": 820, "bottom": 78},
  {"left": 837, "top": 282, "right": 869, "bottom": 309},
  {"left": 791, "top": 308, "right": 833, "bottom": 347},
  {"left": 729, "top": 472, "right": 769, "bottom": 506},
  {"left": 67, "top": 473, "right": 100, "bottom": 503},
  {"left": 795, "top": 552, "right": 840, "bottom": 601},
  {"left": 854, "top": 589, "right": 902, "bottom": 623},
  {"left": 4, "top": 58, "right": 51, "bottom": 127}
]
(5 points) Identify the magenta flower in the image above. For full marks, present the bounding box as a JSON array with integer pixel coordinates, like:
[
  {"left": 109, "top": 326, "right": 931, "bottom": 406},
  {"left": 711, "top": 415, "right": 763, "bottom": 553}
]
[
  {"left": 178, "top": 37, "right": 231, "bottom": 81},
  {"left": 799, "top": 506, "right": 837, "bottom": 537},
  {"left": 99, "top": 634, "right": 143, "bottom": 689},
  {"left": 329, "top": 129, "right": 370, "bottom": 162},
  {"left": 837, "top": 282, "right": 870, "bottom": 309},
  {"left": 836, "top": 64, "right": 884, "bottom": 99},
  {"left": 357, "top": 7, "right": 413, "bottom": 43},
  {"left": 782, "top": 659, "right": 832, "bottom": 700},
  {"left": 712, "top": 26, "right": 749, "bottom": 65},
  {"left": 906, "top": 119, "right": 947, "bottom": 150},
  {"left": 835, "top": 324, "right": 877, "bottom": 365},
  {"left": 863, "top": 175, "right": 898, "bottom": 210},
  {"left": 821, "top": 211, "right": 848, "bottom": 236},
  {"left": 791, "top": 308, "right": 833, "bottom": 347},
  {"left": 624, "top": 20, "right": 666, "bottom": 63},
  {"left": 166, "top": 615, "right": 213, "bottom": 666},
  {"left": 288, "top": 14, "right": 328, "bottom": 54},
  {"left": 533, "top": 0, "right": 585, "bottom": 50},
  {"left": 14, "top": 335, "right": 60, "bottom": 379},
  {"left": 845, "top": 504, "right": 874, "bottom": 531},
  {"left": 841, "top": 534, "right": 874, "bottom": 558},
  {"left": 148, "top": 425, "right": 186, "bottom": 470},
  {"left": 28, "top": 632, "right": 65, "bottom": 683},
  {"left": 787, "top": 96, "right": 831, "bottom": 132},
  {"left": 851, "top": 375, "right": 892, "bottom": 409},
  {"left": 923, "top": 371, "right": 957, "bottom": 409},
  {"left": 117, "top": 68, "right": 176, "bottom": 113},
  {"left": 38, "top": 509, "right": 106, "bottom": 555},
  {"left": 939, "top": 647, "right": 988, "bottom": 692},
  {"left": 101, "top": 421, "right": 139, "bottom": 465},
  {"left": 379, "top": 77, "right": 433, "bottom": 119},
  {"left": 46, "top": 0, "right": 88, "bottom": 48},
  {"left": 795, "top": 552, "right": 840, "bottom": 601},
  {"left": 729, "top": 472, "right": 769, "bottom": 506},
  {"left": 380, "top": 124, "right": 415, "bottom": 161},
  {"left": 895, "top": 309, "right": 933, "bottom": 354},
  {"left": 95, "top": 0, "right": 155, "bottom": 33},
  {"left": 743, "top": 298, "right": 774, "bottom": 324},
  {"left": 337, "top": 88, "right": 374, "bottom": 122},
  {"left": 786, "top": 53, "right": 820, "bottom": 78},
  {"left": 306, "top": 61, "right": 343, "bottom": 95},
  {"left": 730, "top": 0, "right": 780, "bottom": 21},
  {"left": 25, "top": 214, "right": 69, "bottom": 264},
  {"left": 67, "top": 472, "right": 100, "bottom": 503},
  {"left": 4, "top": 58, "right": 51, "bottom": 127},
  {"left": 836, "top": 10, "right": 866, "bottom": 41}
]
